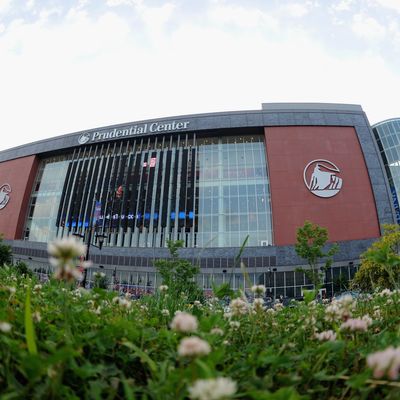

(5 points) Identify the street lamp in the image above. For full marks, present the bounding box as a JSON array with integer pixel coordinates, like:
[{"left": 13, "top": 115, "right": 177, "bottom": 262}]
[{"left": 73, "top": 230, "right": 107, "bottom": 288}]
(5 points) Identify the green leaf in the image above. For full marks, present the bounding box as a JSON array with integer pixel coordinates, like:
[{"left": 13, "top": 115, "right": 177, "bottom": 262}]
[
  {"left": 122, "top": 341, "right": 157, "bottom": 375},
  {"left": 248, "top": 387, "right": 306, "bottom": 400},
  {"left": 25, "top": 289, "right": 37, "bottom": 355},
  {"left": 122, "top": 379, "right": 135, "bottom": 400},
  {"left": 194, "top": 359, "right": 213, "bottom": 378},
  {"left": 345, "top": 370, "right": 371, "bottom": 389}
]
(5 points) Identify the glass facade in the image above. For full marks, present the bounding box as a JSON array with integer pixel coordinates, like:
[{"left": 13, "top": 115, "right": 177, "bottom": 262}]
[
  {"left": 23, "top": 130, "right": 273, "bottom": 248},
  {"left": 373, "top": 118, "right": 400, "bottom": 223},
  {"left": 24, "top": 156, "right": 70, "bottom": 242},
  {"left": 79, "top": 262, "right": 357, "bottom": 298}
]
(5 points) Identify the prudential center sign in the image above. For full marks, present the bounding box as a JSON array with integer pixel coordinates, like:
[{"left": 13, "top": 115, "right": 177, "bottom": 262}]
[{"left": 78, "top": 120, "right": 190, "bottom": 145}]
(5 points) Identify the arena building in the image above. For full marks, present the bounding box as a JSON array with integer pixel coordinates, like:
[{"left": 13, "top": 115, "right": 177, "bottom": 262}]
[{"left": 0, "top": 103, "right": 396, "bottom": 298}]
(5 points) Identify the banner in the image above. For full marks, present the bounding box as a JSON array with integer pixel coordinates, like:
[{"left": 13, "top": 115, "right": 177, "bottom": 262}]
[{"left": 93, "top": 201, "right": 102, "bottom": 226}]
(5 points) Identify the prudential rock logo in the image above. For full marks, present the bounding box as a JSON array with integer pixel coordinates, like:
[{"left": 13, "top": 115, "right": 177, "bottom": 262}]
[
  {"left": 303, "top": 159, "right": 343, "bottom": 198},
  {"left": 78, "top": 133, "right": 91, "bottom": 145},
  {"left": 0, "top": 183, "right": 11, "bottom": 210}
]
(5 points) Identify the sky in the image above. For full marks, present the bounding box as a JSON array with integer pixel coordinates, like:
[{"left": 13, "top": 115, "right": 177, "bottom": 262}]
[{"left": 0, "top": 0, "right": 400, "bottom": 152}]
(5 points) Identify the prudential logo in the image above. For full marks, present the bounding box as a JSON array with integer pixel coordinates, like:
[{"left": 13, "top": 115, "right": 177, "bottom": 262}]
[
  {"left": 303, "top": 159, "right": 343, "bottom": 198},
  {"left": 78, "top": 133, "right": 91, "bottom": 145},
  {"left": 0, "top": 183, "right": 11, "bottom": 210}
]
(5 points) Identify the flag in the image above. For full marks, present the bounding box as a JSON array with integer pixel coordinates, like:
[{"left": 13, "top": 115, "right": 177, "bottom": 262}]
[{"left": 116, "top": 186, "right": 123, "bottom": 199}]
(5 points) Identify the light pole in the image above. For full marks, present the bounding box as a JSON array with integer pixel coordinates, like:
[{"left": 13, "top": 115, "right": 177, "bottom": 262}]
[
  {"left": 267, "top": 267, "right": 272, "bottom": 298},
  {"left": 73, "top": 196, "right": 107, "bottom": 288},
  {"left": 73, "top": 230, "right": 107, "bottom": 288}
]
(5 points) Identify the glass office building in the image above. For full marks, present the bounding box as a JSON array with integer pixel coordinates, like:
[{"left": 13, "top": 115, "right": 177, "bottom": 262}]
[{"left": 372, "top": 118, "right": 400, "bottom": 224}]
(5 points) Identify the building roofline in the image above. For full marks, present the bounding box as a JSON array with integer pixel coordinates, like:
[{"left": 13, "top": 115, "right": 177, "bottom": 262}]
[{"left": 372, "top": 117, "right": 400, "bottom": 128}]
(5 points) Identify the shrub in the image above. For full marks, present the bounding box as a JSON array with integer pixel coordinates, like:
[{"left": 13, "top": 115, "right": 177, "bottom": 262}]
[{"left": 0, "top": 234, "right": 12, "bottom": 266}]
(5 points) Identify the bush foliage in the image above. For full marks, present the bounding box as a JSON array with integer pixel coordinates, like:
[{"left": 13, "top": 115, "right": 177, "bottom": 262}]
[
  {"left": 1, "top": 266, "right": 400, "bottom": 399},
  {"left": 353, "top": 224, "right": 400, "bottom": 291}
]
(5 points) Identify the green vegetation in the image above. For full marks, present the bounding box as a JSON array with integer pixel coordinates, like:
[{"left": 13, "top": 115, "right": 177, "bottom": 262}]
[
  {"left": 0, "top": 234, "right": 12, "bottom": 266},
  {"left": 353, "top": 224, "right": 400, "bottom": 292},
  {"left": 154, "top": 240, "right": 203, "bottom": 303},
  {"left": 0, "top": 234, "right": 399, "bottom": 399},
  {"left": 295, "top": 221, "right": 338, "bottom": 294},
  {"left": 0, "top": 270, "right": 400, "bottom": 398}
]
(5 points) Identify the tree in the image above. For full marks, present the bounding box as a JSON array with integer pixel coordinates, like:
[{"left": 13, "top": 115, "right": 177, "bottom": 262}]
[
  {"left": 0, "top": 234, "right": 12, "bottom": 266},
  {"left": 352, "top": 224, "right": 400, "bottom": 291},
  {"left": 295, "top": 221, "right": 338, "bottom": 290},
  {"left": 154, "top": 240, "right": 203, "bottom": 301}
]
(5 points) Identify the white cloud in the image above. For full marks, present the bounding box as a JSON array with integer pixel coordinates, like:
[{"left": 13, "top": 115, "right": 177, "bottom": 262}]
[
  {"left": 135, "top": 1, "right": 175, "bottom": 30},
  {"left": 351, "top": 13, "right": 386, "bottom": 41},
  {"left": 208, "top": 4, "right": 279, "bottom": 30},
  {"left": 0, "top": 0, "right": 12, "bottom": 14},
  {"left": 374, "top": 0, "right": 400, "bottom": 13},
  {"left": 26, "top": 0, "right": 35, "bottom": 11},
  {"left": 0, "top": 1, "right": 399, "bottom": 152},
  {"left": 331, "top": 0, "right": 354, "bottom": 12},
  {"left": 281, "top": 2, "right": 311, "bottom": 18}
]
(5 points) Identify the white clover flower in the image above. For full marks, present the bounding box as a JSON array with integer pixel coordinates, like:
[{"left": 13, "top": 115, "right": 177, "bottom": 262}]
[
  {"left": 112, "top": 297, "right": 132, "bottom": 310},
  {"left": 251, "top": 285, "right": 266, "bottom": 296},
  {"left": 48, "top": 237, "right": 86, "bottom": 261},
  {"left": 325, "top": 297, "right": 355, "bottom": 323},
  {"left": 273, "top": 302, "right": 284, "bottom": 311},
  {"left": 230, "top": 298, "right": 249, "bottom": 316},
  {"left": 338, "top": 295, "right": 355, "bottom": 308},
  {"left": 210, "top": 327, "right": 224, "bottom": 336},
  {"left": 48, "top": 237, "right": 90, "bottom": 282},
  {"left": 252, "top": 298, "right": 264, "bottom": 311},
  {"left": 93, "top": 307, "right": 102, "bottom": 315},
  {"left": 373, "top": 306, "right": 382, "bottom": 320},
  {"left": 32, "top": 311, "right": 42, "bottom": 323},
  {"left": 53, "top": 264, "right": 83, "bottom": 282},
  {"left": 0, "top": 321, "right": 12, "bottom": 333},
  {"left": 229, "top": 321, "right": 240, "bottom": 330},
  {"left": 340, "top": 317, "right": 372, "bottom": 332},
  {"left": 178, "top": 336, "right": 211, "bottom": 357},
  {"left": 161, "top": 309, "right": 170, "bottom": 317},
  {"left": 158, "top": 285, "right": 169, "bottom": 293},
  {"left": 7, "top": 286, "right": 16, "bottom": 294},
  {"left": 314, "top": 330, "right": 337, "bottom": 342},
  {"left": 367, "top": 346, "right": 400, "bottom": 380},
  {"left": 188, "top": 377, "right": 237, "bottom": 400},
  {"left": 170, "top": 312, "right": 198, "bottom": 333},
  {"left": 266, "top": 308, "right": 275, "bottom": 315},
  {"left": 193, "top": 300, "right": 202, "bottom": 307},
  {"left": 362, "top": 314, "right": 373, "bottom": 326},
  {"left": 379, "top": 288, "right": 393, "bottom": 297},
  {"left": 33, "top": 284, "right": 42, "bottom": 292},
  {"left": 223, "top": 312, "right": 232, "bottom": 320}
]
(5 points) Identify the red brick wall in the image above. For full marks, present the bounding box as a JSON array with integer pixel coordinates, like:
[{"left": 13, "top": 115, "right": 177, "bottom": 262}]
[
  {"left": 265, "top": 126, "right": 380, "bottom": 245},
  {"left": 0, "top": 156, "right": 39, "bottom": 239}
]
